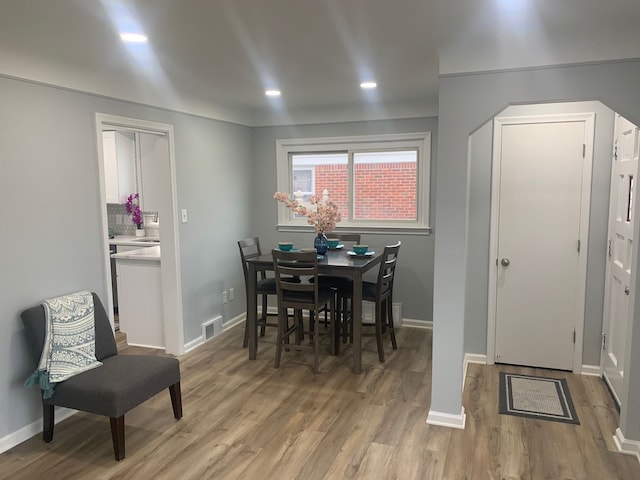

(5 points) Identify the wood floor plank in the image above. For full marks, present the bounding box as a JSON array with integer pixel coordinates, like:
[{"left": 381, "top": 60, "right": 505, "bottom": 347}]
[
  {"left": 355, "top": 441, "right": 395, "bottom": 479},
  {"left": 2, "top": 325, "right": 640, "bottom": 479}
]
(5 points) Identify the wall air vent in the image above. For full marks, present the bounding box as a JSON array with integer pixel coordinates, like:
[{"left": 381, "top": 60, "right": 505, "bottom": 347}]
[{"left": 202, "top": 316, "right": 223, "bottom": 342}]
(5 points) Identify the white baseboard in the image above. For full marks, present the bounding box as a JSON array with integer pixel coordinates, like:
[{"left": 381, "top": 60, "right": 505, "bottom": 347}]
[
  {"left": 581, "top": 364, "right": 602, "bottom": 376},
  {"left": 126, "top": 341, "right": 166, "bottom": 350},
  {"left": 602, "top": 373, "right": 622, "bottom": 410},
  {"left": 232, "top": 310, "right": 433, "bottom": 331},
  {"left": 426, "top": 406, "right": 466, "bottom": 430},
  {"left": 223, "top": 312, "right": 246, "bottom": 331},
  {"left": 184, "top": 314, "right": 236, "bottom": 354},
  {"left": 183, "top": 335, "right": 204, "bottom": 353},
  {"left": 0, "top": 407, "right": 77, "bottom": 455},
  {"left": 614, "top": 428, "right": 640, "bottom": 463},
  {"left": 463, "top": 353, "right": 487, "bottom": 389},
  {"left": 401, "top": 318, "right": 432, "bottom": 329}
]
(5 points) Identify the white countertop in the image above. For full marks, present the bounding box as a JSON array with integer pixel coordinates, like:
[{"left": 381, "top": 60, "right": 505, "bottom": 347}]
[
  {"left": 109, "top": 235, "right": 161, "bottom": 247},
  {"left": 111, "top": 245, "right": 161, "bottom": 261}
]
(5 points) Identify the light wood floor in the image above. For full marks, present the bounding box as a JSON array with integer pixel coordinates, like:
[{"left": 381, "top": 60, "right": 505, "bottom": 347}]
[{"left": 3, "top": 324, "right": 639, "bottom": 479}]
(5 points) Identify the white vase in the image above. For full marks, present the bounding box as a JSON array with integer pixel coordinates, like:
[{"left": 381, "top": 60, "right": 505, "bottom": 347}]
[{"left": 135, "top": 228, "right": 145, "bottom": 237}]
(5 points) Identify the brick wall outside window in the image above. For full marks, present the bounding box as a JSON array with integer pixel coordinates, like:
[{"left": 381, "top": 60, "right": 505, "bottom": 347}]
[{"left": 313, "top": 162, "right": 417, "bottom": 220}]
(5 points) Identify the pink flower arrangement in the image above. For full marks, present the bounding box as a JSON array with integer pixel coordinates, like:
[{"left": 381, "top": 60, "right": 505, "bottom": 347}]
[
  {"left": 274, "top": 191, "right": 341, "bottom": 233},
  {"left": 125, "top": 193, "right": 143, "bottom": 228}
]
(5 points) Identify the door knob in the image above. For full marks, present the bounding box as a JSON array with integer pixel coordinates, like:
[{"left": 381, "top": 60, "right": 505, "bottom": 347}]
[
  {"left": 501, "top": 258, "right": 510, "bottom": 267},
  {"left": 625, "top": 286, "right": 630, "bottom": 295}
]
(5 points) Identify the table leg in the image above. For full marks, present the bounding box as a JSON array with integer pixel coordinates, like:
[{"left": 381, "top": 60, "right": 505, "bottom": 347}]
[
  {"left": 352, "top": 270, "right": 362, "bottom": 374},
  {"left": 247, "top": 263, "right": 258, "bottom": 360}
]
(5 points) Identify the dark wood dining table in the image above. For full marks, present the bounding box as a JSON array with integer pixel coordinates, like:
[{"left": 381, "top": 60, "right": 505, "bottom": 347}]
[{"left": 245, "top": 247, "right": 383, "bottom": 373}]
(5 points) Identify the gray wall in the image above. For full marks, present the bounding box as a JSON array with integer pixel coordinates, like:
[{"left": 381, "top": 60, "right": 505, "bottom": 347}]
[
  {"left": 432, "top": 59, "right": 640, "bottom": 441},
  {"left": 249, "top": 118, "right": 438, "bottom": 322},
  {"left": 464, "top": 120, "right": 493, "bottom": 355},
  {"left": 464, "top": 101, "right": 615, "bottom": 367},
  {"left": 0, "top": 75, "right": 251, "bottom": 440},
  {"left": 172, "top": 115, "right": 252, "bottom": 341}
]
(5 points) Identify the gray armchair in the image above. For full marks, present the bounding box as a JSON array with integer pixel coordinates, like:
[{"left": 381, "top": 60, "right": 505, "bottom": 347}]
[{"left": 21, "top": 292, "right": 182, "bottom": 461}]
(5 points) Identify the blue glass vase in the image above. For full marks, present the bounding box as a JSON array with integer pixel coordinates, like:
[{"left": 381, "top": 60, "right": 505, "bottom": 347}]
[{"left": 314, "top": 232, "right": 328, "bottom": 255}]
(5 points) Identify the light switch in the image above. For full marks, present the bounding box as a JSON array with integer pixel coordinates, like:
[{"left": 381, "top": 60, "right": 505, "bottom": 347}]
[{"left": 181, "top": 209, "right": 188, "bottom": 223}]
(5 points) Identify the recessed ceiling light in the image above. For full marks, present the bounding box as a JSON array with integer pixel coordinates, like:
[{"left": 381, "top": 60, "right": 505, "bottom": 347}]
[
  {"left": 120, "top": 33, "right": 148, "bottom": 43},
  {"left": 265, "top": 89, "right": 281, "bottom": 97},
  {"left": 360, "top": 82, "right": 377, "bottom": 89}
]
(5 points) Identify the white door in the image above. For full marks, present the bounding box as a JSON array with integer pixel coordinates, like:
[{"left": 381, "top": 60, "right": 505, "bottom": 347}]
[
  {"left": 602, "top": 114, "right": 640, "bottom": 405},
  {"left": 494, "top": 120, "right": 588, "bottom": 370}
]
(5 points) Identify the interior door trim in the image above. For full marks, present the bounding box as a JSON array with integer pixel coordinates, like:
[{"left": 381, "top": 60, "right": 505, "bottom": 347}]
[{"left": 486, "top": 112, "right": 595, "bottom": 372}]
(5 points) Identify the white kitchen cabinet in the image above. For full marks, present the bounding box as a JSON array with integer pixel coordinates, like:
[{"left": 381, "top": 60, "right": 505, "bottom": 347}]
[
  {"left": 115, "top": 253, "right": 164, "bottom": 349},
  {"left": 103, "top": 130, "right": 136, "bottom": 204},
  {"left": 136, "top": 132, "right": 168, "bottom": 213}
]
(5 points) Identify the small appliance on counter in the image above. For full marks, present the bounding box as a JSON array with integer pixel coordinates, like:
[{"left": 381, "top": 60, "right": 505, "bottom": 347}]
[{"left": 143, "top": 212, "right": 160, "bottom": 239}]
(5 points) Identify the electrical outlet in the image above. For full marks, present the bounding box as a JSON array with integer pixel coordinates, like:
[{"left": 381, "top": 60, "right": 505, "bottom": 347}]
[
  {"left": 229, "top": 288, "right": 234, "bottom": 301},
  {"left": 222, "top": 290, "right": 228, "bottom": 304},
  {"left": 181, "top": 209, "right": 188, "bottom": 223}
]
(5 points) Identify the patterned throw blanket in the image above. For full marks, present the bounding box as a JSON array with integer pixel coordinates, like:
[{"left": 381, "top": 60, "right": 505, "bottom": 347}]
[{"left": 25, "top": 291, "right": 103, "bottom": 399}]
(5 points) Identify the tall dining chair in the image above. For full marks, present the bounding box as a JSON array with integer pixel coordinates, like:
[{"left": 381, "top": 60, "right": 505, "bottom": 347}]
[
  {"left": 361, "top": 241, "right": 401, "bottom": 362},
  {"left": 272, "top": 249, "right": 336, "bottom": 373},
  {"left": 315, "top": 233, "right": 361, "bottom": 344},
  {"left": 238, "top": 237, "right": 278, "bottom": 347}
]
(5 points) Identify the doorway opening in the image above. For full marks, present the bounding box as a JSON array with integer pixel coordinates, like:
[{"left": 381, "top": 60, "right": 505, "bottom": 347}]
[{"left": 95, "top": 113, "right": 184, "bottom": 355}]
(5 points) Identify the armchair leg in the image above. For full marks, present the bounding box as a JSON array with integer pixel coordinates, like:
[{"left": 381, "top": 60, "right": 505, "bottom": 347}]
[
  {"left": 169, "top": 382, "right": 183, "bottom": 419},
  {"left": 110, "top": 416, "right": 125, "bottom": 461},
  {"left": 43, "top": 404, "right": 54, "bottom": 442}
]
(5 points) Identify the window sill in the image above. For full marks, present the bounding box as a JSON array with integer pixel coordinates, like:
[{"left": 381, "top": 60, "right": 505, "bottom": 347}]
[{"left": 276, "top": 224, "right": 432, "bottom": 236}]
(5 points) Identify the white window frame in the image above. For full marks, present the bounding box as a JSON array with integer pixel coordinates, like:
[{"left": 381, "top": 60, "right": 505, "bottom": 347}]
[{"left": 276, "top": 132, "right": 431, "bottom": 234}]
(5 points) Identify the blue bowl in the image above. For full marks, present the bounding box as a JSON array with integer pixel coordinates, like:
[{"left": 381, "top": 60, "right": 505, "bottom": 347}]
[
  {"left": 352, "top": 244, "right": 368, "bottom": 255},
  {"left": 327, "top": 238, "right": 340, "bottom": 248},
  {"left": 278, "top": 242, "right": 293, "bottom": 251}
]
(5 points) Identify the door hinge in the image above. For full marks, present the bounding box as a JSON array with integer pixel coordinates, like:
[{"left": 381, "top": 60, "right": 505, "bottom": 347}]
[
  {"left": 583, "top": 144, "right": 586, "bottom": 158},
  {"left": 602, "top": 332, "right": 608, "bottom": 350},
  {"left": 577, "top": 239, "right": 581, "bottom": 253},
  {"left": 573, "top": 330, "right": 576, "bottom": 344},
  {"left": 614, "top": 141, "right": 618, "bottom": 160},
  {"left": 608, "top": 238, "right": 612, "bottom": 257}
]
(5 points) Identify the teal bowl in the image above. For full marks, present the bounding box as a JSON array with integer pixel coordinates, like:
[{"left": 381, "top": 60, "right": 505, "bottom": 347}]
[
  {"left": 278, "top": 242, "right": 293, "bottom": 251},
  {"left": 352, "top": 244, "right": 368, "bottom": 255},
  {"left": 327, "top": 238, "right": 340, "bottom": 249}
]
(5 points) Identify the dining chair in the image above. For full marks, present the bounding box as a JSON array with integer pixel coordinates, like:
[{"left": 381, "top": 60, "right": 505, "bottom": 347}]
[
  {"left": 238, "top": 237, "right": 278, "bottom": 347},
  {"left": 272, "top": 249, "right": 336, "bottom": 373},
  {"left": 361, "top": 241, "right": 401, "bottom": 362},
  {"left": 315, "top": 233, "right": 362, "bottom": 345}
]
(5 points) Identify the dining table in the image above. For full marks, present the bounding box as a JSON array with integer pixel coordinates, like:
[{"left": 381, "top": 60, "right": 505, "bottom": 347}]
[{"left": 245, "top": 246, "right": 383, "bottom": 374}]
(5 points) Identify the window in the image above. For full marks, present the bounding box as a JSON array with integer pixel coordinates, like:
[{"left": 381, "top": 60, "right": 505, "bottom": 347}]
[{"left": 276, "top": 133, "right": 430, "bottom": 233}]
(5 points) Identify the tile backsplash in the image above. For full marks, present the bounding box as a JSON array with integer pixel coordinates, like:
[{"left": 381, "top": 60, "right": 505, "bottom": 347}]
[{"left": 107, "top": 203, "right": 137, "bottom": 236}]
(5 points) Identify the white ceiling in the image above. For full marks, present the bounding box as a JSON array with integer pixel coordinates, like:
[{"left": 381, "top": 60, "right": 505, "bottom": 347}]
[{"left": 1, "top": 0, "right": 638, "bottom": 126}]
